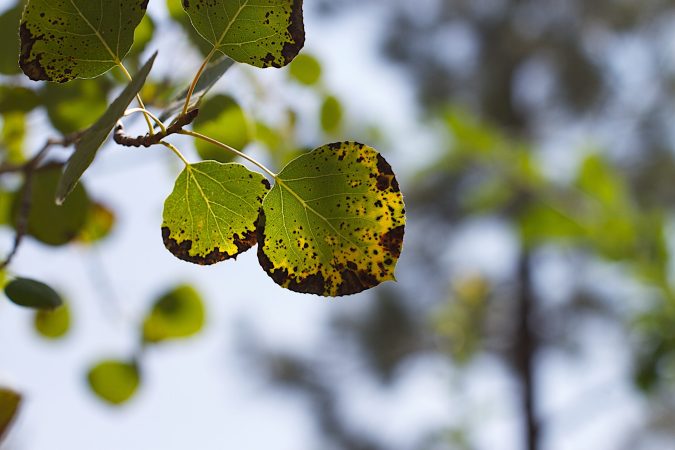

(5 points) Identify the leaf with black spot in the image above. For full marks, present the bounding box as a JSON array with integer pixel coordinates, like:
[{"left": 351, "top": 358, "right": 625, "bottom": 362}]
[
  {"left": 19, "top": 0, "right": 149, "bottom": 82},
  {"left": 182, "top": 0, "right": 305, "bottom": 68},
  {"left": 257, "top": 142, "right": 406, "bottom": 297},
  {"left": 162, "top": 161, "right": 270, "bottom": 265}
]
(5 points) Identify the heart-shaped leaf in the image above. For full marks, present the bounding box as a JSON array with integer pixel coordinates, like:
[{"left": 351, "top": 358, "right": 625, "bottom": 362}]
[
  {"left": 182, "top": 0, "right": 305, "bottom": 68},
  {"left": 19, "top": 0, "right": 148, "bottom": 82},
  {"left": 257, "top": 142, "right": 406, "bottom": 296},
  {"left": 56, "top": 52, "right": 157, "bottom": 204},
  {"left": 87, "top": 359, "right": 140, "bottom": 405},
  {"left": 5, "top": 277, "right": 63, "bottom": 310},
  {"left": 162, "top": 161, "right": 270, "bottom": 265}
]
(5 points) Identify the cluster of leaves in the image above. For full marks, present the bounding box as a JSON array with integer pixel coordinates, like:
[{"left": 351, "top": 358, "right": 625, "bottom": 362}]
[{"left": 0, "top": 0, "right": 407, "bottom": 436}]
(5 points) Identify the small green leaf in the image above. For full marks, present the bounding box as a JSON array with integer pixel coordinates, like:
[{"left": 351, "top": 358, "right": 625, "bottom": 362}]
[
  {"left": 1, "top": 112, "right": 26, "bottom": 164},
  {"left": 289, "top": 53, "right": 322, "bottom": 85},
  {"left": 5, "top": 277, "right": 63, "bottom": 310},
  {"left": 0, "top": 3, "right": 22, "bottom": 75},
  {"left": 159, "top": 55, "right": 234, "bottom": 121},
  {"left": 56, "top": 52, "right": 157, "bottom": 205},
  {"left": 320, "top": 95, "right": 343, "bottom": 134},
  {"left": 0, "top": 86, "right": 41, "bottom": 114},
  {"left": 142, "top": 284, "right": 205, "bottom": 343},
  {"left": 193, "top": 95, "right": 252, "bottom": 163},
  {"left": 15, "top": 164, "right": 91, "bottom": 246},
  {"left": 130, "top": 14, "right": 155, "bottom": 57},
  {"left": 258, "top": 142, "right": 406, "bottom": 296},
  {"left": 182, "top": 0, "right": 305, "bottom": 68},
  {"left": 34, "top": 303, "right": 71, "bottom": 339},
  {"left": 87, "top": 360, "right": 140, "bottom": 405},
  {"left": 162, "top": 161, "right": 270, "bottom": 264},
  {"left": 0, "top": 387, "right": 21, "bottom": 442},
  {"left": 77, "top": 202, "right": 116, "bottom": 244},
  {"left": 19, "top": 0, "right": 149, "bottom": 82},
  {"left": 42, "top": 78, "right": 111, "bottom": 135}
]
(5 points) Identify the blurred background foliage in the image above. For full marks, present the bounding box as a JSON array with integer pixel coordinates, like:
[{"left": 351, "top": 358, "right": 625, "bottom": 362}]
[{"left": 2, "top": 0, "right": 675, "bottom": 449}]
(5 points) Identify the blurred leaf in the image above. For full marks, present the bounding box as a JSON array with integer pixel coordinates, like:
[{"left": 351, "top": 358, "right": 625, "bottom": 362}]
[
  {"left": 42, "top": 79, "right": 110, "bottom": 135},
  {"left": 5, "top": 277, "right": 63, "bottom": 310},
  {"left": 193, "top": 95, "right": 252, "bottom": 162},
  {"left": 130, "top": 14, "right": 155, "bottom": 57},
  {"left": 0, "top": 3, "right": 22, "bottom": 75},
  {"left": 57, "top": 53, "right": 157, "bottom": 204},
  {"left": 142, "top": 284, "right": 206, "bottom": 343},
  {"left": 15, "top": 164, "right": 91, "bottom": 246},
  {"left": 19, "top": 0, "right": 148, "bottom": 82},
  {"left": 320, "top": 95, "right": 343, "bottom": 134},
  {"left": 159, "top": 55, "right": 234, "bottom": 121},
  {"left": 0, "top": 387, "right": 21, "bottom": 442},
  {"left": 289, "top": 54, "right": 322, "bottom": 86},
  {"left": 0, "top": 189, "right": 14, "bottom": 225},
  {"left": 1, "top": 112, "right": 26, "bottom": 164},
  {"left": 87, "top": 360, "right": 140, "bottom": 405},
  {"left": 255, "top": 121, "right": 284, "bottom": 151},
  {"left": 519, "top": 203, "right": 584, "bottom": 245},
  {"left": 77, "top": 203, "right": 116, "bottom": 244},
  {"left": 162, "top": 162, "right": 269, "bottom": 264},
  {"left": 182, "top": 0, "right": 304, "bottom": 68},
  {"left": 0, "top": 86, "right": 40, "bottom": 114},
  {"left": 166, "top": 0, "right": 213, "bottom": 56},
  {"left": 34, "top": 303, "right": 71, "bottom": 339},
  {"left": 576, "top": 153, "right": 627, "bottom": 209}
]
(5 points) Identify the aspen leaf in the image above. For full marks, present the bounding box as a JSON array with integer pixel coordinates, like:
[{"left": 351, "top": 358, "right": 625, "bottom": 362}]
[
  {"left": 162, "top": 162, "right": 270, "bottom": 265},
  {"left": 19, "top": 0, "right": 148, "bottom": 82},
  {"left": 34, "top": 303, "right": 71, "bottom": 339},
  {"left": 142, "top": 284, "right": 205, "bottom": 343},
  {"left": 182, "top": 0, "right": 305, "bottom": 68},
  {"left": 257, "top": 142, "right": 406, "bottom": 296},
  {"left": 87, "top": 360, "right": 140, "bottom": 405}
]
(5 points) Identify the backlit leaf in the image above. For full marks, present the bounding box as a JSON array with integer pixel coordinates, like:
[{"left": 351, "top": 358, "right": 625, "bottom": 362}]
[
  {"left": 182, "top": 0, "right": 305, "bottom": 68},
  {"left": 0, "top": 387, "right": 21, "bottom": 442},
  {"left": 289, "top": 53, "right": 321, "bottom": 85},
  {"left": 166, "top": 0, "right": 213, "bottom": 55},
  {"left": 19, "top": 0, "right": 148, "bottom": 82},
  {"left": 320, "top": 95, "right": 343, "bottom": 134},
  {"left": 193, "top": 94, "right": 252, "bottom": 163},
  {"left": 5, "top": 277, "right": 63, "bottom": 310},
  {"left": 87, "top": 359, "right": 140, "bottom": 405},
  {"left": 15, "top": 164, "right": 90, "bottom": 246},
  {"left": 142, "top": 284, "right": 205, "bottom": 343},
  {"left": 257, "top": 142, "right": 406, "bottom": 296},
  {"left": 34, "top": 303, "right": 71, "bottom": 339},
  {"left": 0, "top": 86, "right": 40, "bottom": 114},
  {"left": 1, "top": 112, "right": 26, "bottom": 164},
  {"left": 56, "top": 53, "right": 157, "bottom": 204},
  {"left": 77, "top": 202, "right": 116, "bottom": 243},
  {"left": 42, "top": 78, "right": 111, "bottom": 135},
  {"left": 162, "top": 161, "right": 270, "bottom": 265}
]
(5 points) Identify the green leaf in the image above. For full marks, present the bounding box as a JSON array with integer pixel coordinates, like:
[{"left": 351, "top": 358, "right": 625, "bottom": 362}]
[
  {"left": 289, "top": 53, "right": 321, "bottom": 85},
  {"left": 182, "top": 0, "right": 305, "bottom": 68},
  {"left": 257, "top": 142, "right": 406, "bottom": 296},
  {"left": 5, "top": 277, "right": 63, "bottom": 310},
  {"left": 56, "top": 52, "right": 157, "bottom": 205},
  {"left": 1, "top": 112, "right": 26, "bottom": 164},
  {"left": 142, "top": 284, "right": 205, "bottom": 343},
  {"left": 87, "top": 360, "right": 140, "bottom": 405},
  {"left": 42, "top": 78, "right": 111, "bottom": 135},
  {"left": 162, "top": 161, "right": 270, "bottom": 264},
  {"left": 158, "top": 55, "right": 234, "bottom": 121},
  {"left": 0, "top": 387, "right": 21, "bottom": 442},
  {"left": 77, "top": 202, "right": 116, "bottom": 244},
  {"left": 19, "top": 0, "right": 148, "bottom": 82},
  {"left": 15, "top": 164, "right": 90, "bottom": 246},
  {"left": 193, "top": 95, "right": 252, "bottom": 163},
  {"left": 320, "top": 95, "right": 343, "bottom": 134},
  {"left": 130, "top": 14, "right": 155, "bottom": 57},
  {"left": 0, "top": 86, "right": 40, "bottom": 114},
  {"left": 0, "top": 3, "right": 23, "bottom": 75},
  {"left": 34, "top": 303, "right": 71, "bottom": 339}
]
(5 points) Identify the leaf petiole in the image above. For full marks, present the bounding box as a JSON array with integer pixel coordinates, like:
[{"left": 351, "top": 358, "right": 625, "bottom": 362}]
[
  {"left": 117, "top": 62, "right": 156, "bottom": 136},
  {"left": 182, "top": 48, "right": 218, "bottom": 117},
  {"left": 123, "top": 108, "right": 167, "bottom": 134},
  {"left": 179, "top": 130, "right": 277, "bottom": 179},
  {"left": 160, "top": 142, "right": 190, "bottom": 167}
]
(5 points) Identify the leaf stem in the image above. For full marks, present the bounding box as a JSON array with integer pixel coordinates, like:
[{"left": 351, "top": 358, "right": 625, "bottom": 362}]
[
  {"left": 160, "top": 142, "right": 190, "bottom": 167},
  {"left": 179, "top": 130, "right": 277, "bottom": 179},
  {"left": 124, "top": 108, "right": 167, "bottom": 134},
  {"left": 182, "top": 48, "right": 218, "bottom": 117},
  {"left": 117, "top": 62, "right": 155, "bottom": 136}
]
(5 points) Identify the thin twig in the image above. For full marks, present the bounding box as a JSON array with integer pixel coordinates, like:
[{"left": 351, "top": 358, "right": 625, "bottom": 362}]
[{"left": 114, "top": 109, "right": 199, "bottom": 148}]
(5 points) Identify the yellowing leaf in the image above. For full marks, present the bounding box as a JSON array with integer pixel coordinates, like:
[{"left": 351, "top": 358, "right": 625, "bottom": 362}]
[
  {"left": 19, "top": 0, "right": 148, "bottom": 82},
  {"left": 142, "top": 284, "right": 205, "bottom": 343},
  {"left": 0, "top": 387, "right": 21, "bottom": 442},
  {"left": 34, "top": 303, "right": 71, "bottom": 339},
  {"left": 162, "top": 162, "right": 270, "bottom": 265},
  {"left": 182, "top": 0, "right": 305, "bottom": 68},
  {"left": 87, "top": 359, "right": 140, "bottom": 405},
  {"left": 257, "top": 142, "right": 406, "bottom": 296}
]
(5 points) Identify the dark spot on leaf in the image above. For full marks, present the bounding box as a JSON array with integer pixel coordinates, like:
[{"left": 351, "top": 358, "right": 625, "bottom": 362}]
[
  {"left": 380, "top": 225, "right": 404, "bottom": 258},
  {"left": 162, "top": 226, "right": 253, "bottom": 265},
  {"left": 336, "top": 267, "right": 379, "bottom": 296},
  {"left": 19, "top": 22, "right": 50, "bottom": 82},
  {"left": 281, "top": 0, "right": 305, "bottom": 65},
  {"left": 375, "top": 153, "right": 400, "bottom": 192}
]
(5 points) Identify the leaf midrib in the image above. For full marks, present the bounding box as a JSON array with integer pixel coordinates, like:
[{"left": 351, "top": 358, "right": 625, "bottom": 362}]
[{"left": 67, "top": 0, "right": 120, "bottom": 63}]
